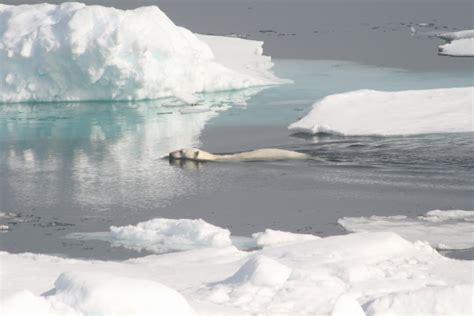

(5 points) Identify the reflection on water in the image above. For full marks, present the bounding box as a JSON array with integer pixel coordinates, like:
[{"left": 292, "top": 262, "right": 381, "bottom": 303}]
[{"left": 0, "top": 88, "right": 265, "bottom": 212}]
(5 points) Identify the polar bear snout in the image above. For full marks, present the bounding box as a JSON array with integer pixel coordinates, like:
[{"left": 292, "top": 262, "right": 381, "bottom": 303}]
[{"left": 169, "top": 148, "right": 201, "bottom": 161}]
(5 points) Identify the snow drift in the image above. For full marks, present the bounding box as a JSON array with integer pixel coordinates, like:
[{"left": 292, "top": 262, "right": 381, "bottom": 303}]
[
  {"left": 438, "top": 30, "right": 474, "bottom": 57},
  {"left": 288, "top": 87, "right": 474, "bottom": 136},
  {"left": 0, "top": 3, "right": 284, "bottom": 103}
]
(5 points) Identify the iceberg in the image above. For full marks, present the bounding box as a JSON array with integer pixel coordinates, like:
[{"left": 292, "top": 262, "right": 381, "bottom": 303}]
[
  {"left": 338, "top": 209, "right": 474, "bottom": 250},
  {"left": 438, "top": 30, "right": 474, "bottom": 57},
  {"left": 0, "top": 3, "right": 284, "bottom": 103},
  {"left": 2, "top": 217, "right": 473, "bottom": 315},
  {"left": 288, "top": 87, "right": 474, "bottom": 136}
]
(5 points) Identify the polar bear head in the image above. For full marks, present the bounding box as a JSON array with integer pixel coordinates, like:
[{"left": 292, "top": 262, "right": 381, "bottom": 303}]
[{"left": 169, "top": 148, "right": 217, "bottom": 161}]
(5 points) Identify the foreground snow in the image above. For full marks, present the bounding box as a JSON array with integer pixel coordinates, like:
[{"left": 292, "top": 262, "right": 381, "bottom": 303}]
[
  {"left": 339, "top": 210, "right": 474, "bottom": 250},
  {"left": 0, "top": 3, "right": 284, "bottom": 103},
  {"left": 438, "top": 30, "right": 474, "bottom": 57},
  {"left": 288, "top": 87, "right": 474, "bottom": 136},
  {"left": 2, "top": 217, "right": 473, "bottom": 315}
]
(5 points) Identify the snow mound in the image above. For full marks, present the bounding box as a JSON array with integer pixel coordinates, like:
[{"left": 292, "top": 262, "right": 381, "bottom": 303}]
[
  {"left": 331, "top": 295, "right": 365, "bottom": 316},
  {"left": 288, "top": 87, "right": 474, "bottom": 136},
  {"left": 222, "top": 255, "right": 292, "bottom": 286},
  {"left": 438, "top": 30, "right": 474, "bottom": 57},
  {"left": 252, "top": 229, "right": 319, "bottom": 247},
  {"left": 110, "top": 218, "right": 232, "bottom": 252},
  {"left": 365, "top": 284, "right": 474, "bottom": 316},
  {"left": 338, "top": 209, "right": 474, "bottom": 250},
  {"left": 0, "top": 3, "right": 283, "bottom": 103},
  {"left": 1, "top": 271, "right": 196, "bottom": 316}
]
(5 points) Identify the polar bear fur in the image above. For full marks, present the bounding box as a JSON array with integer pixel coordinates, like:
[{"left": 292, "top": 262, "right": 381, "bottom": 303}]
[{"left": 169, "top": 148, "right": 309, "bottom": 162}]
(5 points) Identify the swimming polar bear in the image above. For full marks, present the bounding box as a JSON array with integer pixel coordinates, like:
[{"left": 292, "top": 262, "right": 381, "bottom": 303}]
[{"left": 169, "top": 148, "right": 309, "bottom": 162}]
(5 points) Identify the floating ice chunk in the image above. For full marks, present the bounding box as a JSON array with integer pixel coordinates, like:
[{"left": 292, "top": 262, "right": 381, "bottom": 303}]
[
  {"left": 288, "top": 87, "right": 474, "bottom": 136},
  {"left": 252, "top": 229, "right": 319, "bottom": 247},
  {"left": 439, "top": 38, "right": 474, "bottom": 57},
  {"left": 0, "top": 3, "right": 284, "bottom": 103},
  {"left": 420, "top": 209, "right": 474, "bottom": 222},
  {"left": 365, "top": 284, "right": 474, "bottom": 316},
  {"left": 109, "top": 218, "right": 232, "bottom": 253},
  {"left": 437, "top": 30, "right": 474, "bottom": 57},
  {"left": 438, "top": 30, "right": 474, "bottom": 41},
  {"left": 338, "top": 209, "right": 474, "bottom": 250}
]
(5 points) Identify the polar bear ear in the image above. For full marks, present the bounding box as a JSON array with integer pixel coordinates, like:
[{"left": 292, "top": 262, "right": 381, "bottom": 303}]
[{"left": 193, "top": 150, "right": 199, "bottom": 159}]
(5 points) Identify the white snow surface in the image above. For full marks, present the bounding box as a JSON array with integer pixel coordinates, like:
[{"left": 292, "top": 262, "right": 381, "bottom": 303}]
[
  {"left": 338, "top": 209, "right": 474, "bottom": 250},
  {"left": 0, "top": 3, "right": 284, "bottom": 103},
  {"left": 288, "top": 87, "right": 474, "bottom": 136},
  {"left": 252, "top": 229, "right": 319, "bottom": 247},
  {"left": 2, "top": 218, "right": 473, "bottom": 315},
  {"left": 438, "top": 30, "right": 474, "bottom": 57}
]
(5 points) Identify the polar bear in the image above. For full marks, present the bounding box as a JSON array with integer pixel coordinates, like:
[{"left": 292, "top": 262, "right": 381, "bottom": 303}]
[{"left": 169, "top": 148, "right": 309, "bottom": 162}]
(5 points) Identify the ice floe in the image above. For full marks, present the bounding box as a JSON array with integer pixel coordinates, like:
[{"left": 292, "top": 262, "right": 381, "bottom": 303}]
[
  {"left": 108, "top": 218, "right": 232, "bottom": 253},
  {"left": 339, "top": 209, "right": 474, "bottom": 250},
  {"left": 251, "top": 229, "right": 319, "bottom": 247},
  {"left": 288, "top": 87, "right": 474, "bottom": 136},
  {"left": 0, "top": 3, "right": 284, "bottom": 103},
  {"left": 2, "top": 217, "right": 473, "bottom": 315},
  {"left": 438, "top": 30, "right": 474, "bottom": 57}
]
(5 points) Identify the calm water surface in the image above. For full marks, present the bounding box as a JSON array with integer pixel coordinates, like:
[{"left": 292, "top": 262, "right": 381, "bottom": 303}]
[{"left": 0, "top": 59, "right": 473, "bottom": 259}]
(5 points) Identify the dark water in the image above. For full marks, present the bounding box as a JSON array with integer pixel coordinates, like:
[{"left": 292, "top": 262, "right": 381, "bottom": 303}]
[{"left": 0, "top": 58, "right": 472, "bottom": 260}]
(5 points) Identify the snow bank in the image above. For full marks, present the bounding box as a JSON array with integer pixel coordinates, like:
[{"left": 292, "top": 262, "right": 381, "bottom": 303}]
[
  {"left": 2, "top": 271, "right": 195, "bottom": 316},
  {"left": 288, "top": 87, "right": 474, "bottom": 136},
  {"left": 0, "top": 3, "right": 283, "bottom": 103},
  {"left": 365, "top": 284, "right": 474, "bottom": 316},
  {"left": 109, "top": 218, "right": 232, "bottom": 252},
  {"left": 438, "top": 30, "right": 474, "bottom": 57},
  {"left": 2, "top": 218, "right": 473, "bottom": 315},
  {"left": 338, "top": 209, "right": 474, "bottom": 250}
]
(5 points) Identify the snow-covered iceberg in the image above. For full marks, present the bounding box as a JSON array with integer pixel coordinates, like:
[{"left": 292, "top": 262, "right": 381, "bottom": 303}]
[
  {"left": 2, "top": 217, "right": 474, "bottom": 315},
  {"left": 438, "top": 30, "right": 474, "bottom": 57},
  {"left": 338, "top": 209, "right": 474, "bottom": 250},
  {"left": 288, "top": 87, "right": 474, "bottom": 136},
  {"left": 0, "top": 3, "right": 284, "bottom": 103}
]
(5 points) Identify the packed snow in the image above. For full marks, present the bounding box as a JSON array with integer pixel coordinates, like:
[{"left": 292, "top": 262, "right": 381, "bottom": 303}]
[
  {"left": 438, "top": 30, "right": 474, "bottom": 57},
  {"left": 339, "top": 209, "right": 474, "bottom": 250},
  {"left": 288, "top": 87, "right": 474, "bottom": 136},
  {"left": 2, "top": 217, "right": 473, "bottom": 315},
  {"left": 0, "top": 3, "right": 284, "bottom": 103}
]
